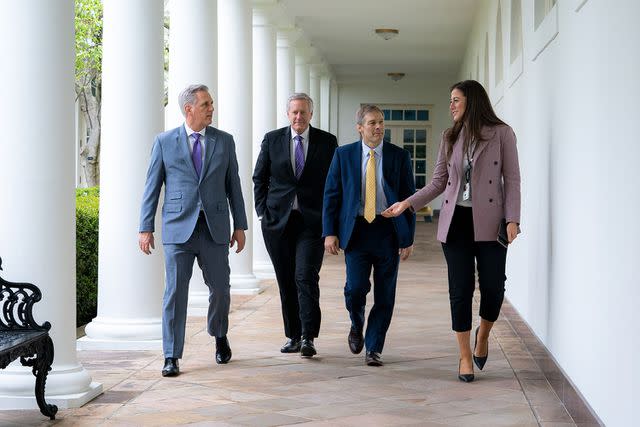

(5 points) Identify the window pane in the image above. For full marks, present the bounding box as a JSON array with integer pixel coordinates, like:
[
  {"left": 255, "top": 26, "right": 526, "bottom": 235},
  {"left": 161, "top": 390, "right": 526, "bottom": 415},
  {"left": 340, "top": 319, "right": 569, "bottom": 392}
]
[
  {"left": 415, "top": 129, "right": 427, "bottom": 143},
  {"left": 391, "top": 110, "right": 403, "bottom": 120},
  {"left": 403, "top": 129, "right": 415, "bottom": 143},
  {"left": 383, "top": 109, "right": 391, "bottom": 121},
  {"left": 404, "top": 145, "right": 414, "bottom": 158},
  {"left": 417, "top": 110, "right": 429, "bottom": 121},
  {"left": 403, "top": 109, "right": 416, "bottom": 120},
  {"left": 416, "top": 160, "right": 426, "bottom": 173},
  {"left": 384, "top": 129, "right": 391, "bottom": 141},
  {"left": 415, "top": 175, "right": 426, "bottom": 188},
  {"left": 415, "top": 145, "right": 426, "bottom": 158}
]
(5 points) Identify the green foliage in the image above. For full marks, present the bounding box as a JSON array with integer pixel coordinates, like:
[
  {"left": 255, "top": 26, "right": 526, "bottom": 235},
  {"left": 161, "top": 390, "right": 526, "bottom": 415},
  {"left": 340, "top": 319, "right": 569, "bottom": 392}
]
[
  {"left": 75, "top": 0, "right": 103, "bottom": 89},
  {"left": 76, "top": 187, "right": 99, "bottom": 327}
]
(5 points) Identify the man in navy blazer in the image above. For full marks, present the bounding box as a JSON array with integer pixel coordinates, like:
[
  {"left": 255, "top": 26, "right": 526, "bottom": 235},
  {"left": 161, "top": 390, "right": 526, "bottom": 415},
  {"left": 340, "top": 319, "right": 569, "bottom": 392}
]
[
  {"left": 323, "top": 104, "right": 415, "bottom": 366},
  {"left": 139, "top": 84, "right": 247, "bottom": 377}
]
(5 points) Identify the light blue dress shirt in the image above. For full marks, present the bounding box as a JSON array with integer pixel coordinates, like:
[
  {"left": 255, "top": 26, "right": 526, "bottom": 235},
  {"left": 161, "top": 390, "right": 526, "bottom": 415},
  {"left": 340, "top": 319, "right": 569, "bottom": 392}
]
[{"left": 360, "top": 141, "right": 388, "bottom": 216}]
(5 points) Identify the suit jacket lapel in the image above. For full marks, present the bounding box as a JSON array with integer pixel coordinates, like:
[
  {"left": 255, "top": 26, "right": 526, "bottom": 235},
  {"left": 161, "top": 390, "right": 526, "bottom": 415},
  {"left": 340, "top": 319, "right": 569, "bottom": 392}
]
[
  {"left": 352, "top": 142, "right": 362, "bottom": 205},
  {"left": 280, "top": 127, "right": 297, "bottom": 179},
  {"left": 304, "top": 126, "right": 320, "bottom": 176},
  {"left": 472, "top": 126, "right": 496, "bottom": 160},
  {"left": 177, "top": 126, "right": 199, "bottom": 181},
  {"left": 200, "top": 126, "right": 218, "bottom": 182}
]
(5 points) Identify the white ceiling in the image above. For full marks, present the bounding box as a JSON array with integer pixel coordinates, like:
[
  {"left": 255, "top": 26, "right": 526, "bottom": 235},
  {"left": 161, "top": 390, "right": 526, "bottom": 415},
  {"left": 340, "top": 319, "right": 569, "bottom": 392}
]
[{"left": 278, "top": 0, "right": 479, "bottom": 82}]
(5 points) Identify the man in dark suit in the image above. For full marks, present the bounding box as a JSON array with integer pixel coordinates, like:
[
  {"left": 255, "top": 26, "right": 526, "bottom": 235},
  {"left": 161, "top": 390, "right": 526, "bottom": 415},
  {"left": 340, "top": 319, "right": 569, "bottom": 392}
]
[
  {"left": 323, "top": 104, "right": 415, "bottom": 366},
  {"left": 139, "top": 84, "right": 247, "bottom": 376},
  {"left": 253, "top": 93, "right": 337, "bottom": 357}
]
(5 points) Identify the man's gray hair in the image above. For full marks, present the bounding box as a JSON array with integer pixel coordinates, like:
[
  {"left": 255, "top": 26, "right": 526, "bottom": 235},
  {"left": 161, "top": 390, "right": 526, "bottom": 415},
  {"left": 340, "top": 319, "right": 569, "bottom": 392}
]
[
  {"left": 356, "top": 104, "right": 384, "bottom": 125},
  {"left": 287, "top": 93, "right": 314, "bottom": 113},
  {"left": 179, "top": 84, "right": 209, "bottom": 116}
]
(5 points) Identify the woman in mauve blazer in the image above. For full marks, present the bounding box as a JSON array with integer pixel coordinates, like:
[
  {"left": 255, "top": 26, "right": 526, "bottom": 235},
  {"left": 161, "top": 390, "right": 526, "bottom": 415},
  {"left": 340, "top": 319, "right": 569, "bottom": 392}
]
[{"left": 383, "top": 80, "right": 521, "bottom": 382}]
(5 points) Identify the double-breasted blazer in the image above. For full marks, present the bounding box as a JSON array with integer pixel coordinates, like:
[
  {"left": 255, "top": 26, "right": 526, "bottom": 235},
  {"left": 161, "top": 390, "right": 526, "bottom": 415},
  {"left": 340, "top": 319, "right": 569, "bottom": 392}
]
[
  {"left": 408, "top": 124, "right": 520, "bottom": 243},
  {"left": 139, "top": 125, "right": 248, "bottom": 245},
  {"left": 253, "top": 125, "right": 338, "bottom": 236}
]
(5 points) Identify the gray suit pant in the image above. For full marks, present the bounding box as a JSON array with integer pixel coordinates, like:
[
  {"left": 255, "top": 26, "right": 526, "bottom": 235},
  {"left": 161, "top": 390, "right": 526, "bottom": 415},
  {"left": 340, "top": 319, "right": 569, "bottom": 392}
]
[{"left": 162, "top": 215, "right": 230, "bottom": 358}]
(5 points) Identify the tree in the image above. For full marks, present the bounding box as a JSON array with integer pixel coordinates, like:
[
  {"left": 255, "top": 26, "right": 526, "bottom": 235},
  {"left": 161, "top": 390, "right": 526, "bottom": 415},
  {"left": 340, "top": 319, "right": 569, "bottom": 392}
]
[{"left": 75, "top": 0, "right": 103, "bottom": 187}]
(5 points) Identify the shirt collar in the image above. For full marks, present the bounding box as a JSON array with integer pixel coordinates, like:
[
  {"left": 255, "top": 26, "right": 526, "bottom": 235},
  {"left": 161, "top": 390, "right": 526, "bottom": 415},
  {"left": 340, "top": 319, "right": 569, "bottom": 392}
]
[
  {"left": 361, "top": 140, "right": 383, "bottom": 157},
  {"left": 184, "top": 123, "right": 205, "bottom": 138},
  {"left": 291, "top": 126, "right": 310, "bottom": 142}
]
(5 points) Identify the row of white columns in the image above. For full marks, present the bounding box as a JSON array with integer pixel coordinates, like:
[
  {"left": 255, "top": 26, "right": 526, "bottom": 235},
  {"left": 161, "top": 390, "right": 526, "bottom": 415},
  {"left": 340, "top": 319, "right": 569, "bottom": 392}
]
[{"left": 0, "top": 0, "right": 337, "bottom": 411}]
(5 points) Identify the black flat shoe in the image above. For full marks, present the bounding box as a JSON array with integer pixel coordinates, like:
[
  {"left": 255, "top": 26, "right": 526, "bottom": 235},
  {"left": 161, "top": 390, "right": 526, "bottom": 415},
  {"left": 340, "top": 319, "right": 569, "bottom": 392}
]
[
  {"left": 365, "top": 351, "right": 383, "bottom": 367},
  {"left": 348, "top": 327, "right": 364, "bottom": 354},
  {"left": 300, "top": 337, "right": 317, "bottom": 357},
  {"left": 162, "top": 357, "right": 179, "bottom": 377},
  {"left": 473, "top": 327, "right": 488, "bottom": 371},
  {"left": 280, "top": 338, "right": 301, "bottom": 353},
  {"left": 215, "top": 336, "right": 232, "bottom": 364},
  {"left": 458, "top": 359, "right": 474, "bottom": 383}
]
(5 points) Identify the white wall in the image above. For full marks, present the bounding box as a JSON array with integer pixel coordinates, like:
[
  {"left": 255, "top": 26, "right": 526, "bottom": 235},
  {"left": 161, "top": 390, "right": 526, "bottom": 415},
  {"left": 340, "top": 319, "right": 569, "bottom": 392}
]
[
  {"left": 337, "top": 74, "right": 456, "bottom": 208},
  {"left": 460, "top": 1, "right": 640, "bottom": 425}
]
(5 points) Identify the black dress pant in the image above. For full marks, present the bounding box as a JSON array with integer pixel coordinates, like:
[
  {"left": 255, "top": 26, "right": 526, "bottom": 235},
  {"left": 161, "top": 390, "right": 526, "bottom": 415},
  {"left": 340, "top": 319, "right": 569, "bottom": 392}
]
[
  {"left": 441, "top": 206, "right": 507, "bottom": 332},
  {"left": 262, "top": 210, "right": 324, "bottom": 339}
]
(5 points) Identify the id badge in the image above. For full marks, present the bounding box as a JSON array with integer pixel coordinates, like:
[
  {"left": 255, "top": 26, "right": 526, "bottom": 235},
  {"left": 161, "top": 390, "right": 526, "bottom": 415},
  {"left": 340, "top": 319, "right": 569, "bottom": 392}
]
[{"left": 462, "top": 182, "right": 471, "bottom": 201}]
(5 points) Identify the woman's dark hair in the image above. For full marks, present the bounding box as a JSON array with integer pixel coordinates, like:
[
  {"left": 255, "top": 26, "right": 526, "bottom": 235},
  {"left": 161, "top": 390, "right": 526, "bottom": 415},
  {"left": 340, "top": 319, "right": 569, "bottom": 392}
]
[{"left": 445, "top": 80, "right": 506, "bottom": 159}]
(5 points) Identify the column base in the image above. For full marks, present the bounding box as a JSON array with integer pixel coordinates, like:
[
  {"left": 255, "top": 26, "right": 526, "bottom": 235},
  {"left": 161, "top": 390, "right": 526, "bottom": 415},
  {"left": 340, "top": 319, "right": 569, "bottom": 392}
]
[
  {"left": 0, "top": 382, "right": 103, "bottom": 410},
  {"left": 78, "top": 316, "right": 162, "bottom": 350},
  {"left": 253, "top": 261, "right": 276, "bottom": 279},
  {"left": 230, "top": 273, "right": 264, "bottom": 295},
  {"left": 0, "top": 364, "right": 103, "bottom": 409}
]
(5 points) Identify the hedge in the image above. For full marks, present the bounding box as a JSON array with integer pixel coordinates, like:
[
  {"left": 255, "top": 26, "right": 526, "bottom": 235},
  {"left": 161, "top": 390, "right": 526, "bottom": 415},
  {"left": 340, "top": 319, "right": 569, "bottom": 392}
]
[{"left": 76, "top": 187, "right": 99, "bottom": 327}]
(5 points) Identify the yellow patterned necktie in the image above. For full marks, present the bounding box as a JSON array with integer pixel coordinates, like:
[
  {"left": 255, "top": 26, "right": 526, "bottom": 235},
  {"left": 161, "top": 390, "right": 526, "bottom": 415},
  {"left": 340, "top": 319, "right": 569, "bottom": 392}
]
[{"left": 364, "top": 149, "right": 376, "bottom": 223}]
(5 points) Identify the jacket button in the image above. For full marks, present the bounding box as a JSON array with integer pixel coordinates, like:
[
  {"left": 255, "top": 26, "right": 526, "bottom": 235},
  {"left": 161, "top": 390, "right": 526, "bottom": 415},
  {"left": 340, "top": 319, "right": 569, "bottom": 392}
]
[
  {"left": 489, "top": 198, "right": 493, "bottom": 202},
  {"left": 445, "top": 199, "right": 449, "bottom": 204},
  {"left": 448, "top": 163, "right": 451, "bottom": 167},
  {"left": 489, "top": 180, "right": 492, "bottom": 184},
  {"left": 494, "top": 161, "right": 498, "bottom": 165},
  {"left": 448, "top": 181, "right": 451, "bottom": 186}
]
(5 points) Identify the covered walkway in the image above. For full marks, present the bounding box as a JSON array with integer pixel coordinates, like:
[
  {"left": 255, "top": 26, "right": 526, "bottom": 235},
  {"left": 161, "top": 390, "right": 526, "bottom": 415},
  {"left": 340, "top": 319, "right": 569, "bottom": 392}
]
[{"left": 0, "top": 222, "right": 595, "bottom": 426}]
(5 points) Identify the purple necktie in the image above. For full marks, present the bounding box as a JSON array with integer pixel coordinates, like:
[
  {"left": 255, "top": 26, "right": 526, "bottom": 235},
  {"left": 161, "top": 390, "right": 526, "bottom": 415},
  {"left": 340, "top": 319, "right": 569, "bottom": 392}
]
[
  {"left": 192, "top": 133, "right": 202, "bottom": 177},
  {"left": 294, "top": 135, "right": 304, "bottom": 179}
]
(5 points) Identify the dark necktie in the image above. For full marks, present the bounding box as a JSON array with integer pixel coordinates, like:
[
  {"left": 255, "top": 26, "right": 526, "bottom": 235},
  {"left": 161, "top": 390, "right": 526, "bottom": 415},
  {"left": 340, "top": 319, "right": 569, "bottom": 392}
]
[
  {"left": 192, "top": 133, "right": 202, "bottom": 177},
  {"left": 294, "top": 135, "right": 304, "bottom": 179}
]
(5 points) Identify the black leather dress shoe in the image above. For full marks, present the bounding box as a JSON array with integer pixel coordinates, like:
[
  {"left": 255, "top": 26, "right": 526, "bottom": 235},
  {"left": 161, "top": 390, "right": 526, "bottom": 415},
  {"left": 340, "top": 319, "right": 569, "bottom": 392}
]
[
  {"left": 162, "top": 357, "right": 179, "bottom": 377},
  {"left": 458, "top": 359, "right": 475, "bottom": 383},
  {"left": 300, "top": 337, "right": 316, "bottom": 357},
  {"left": 473, "top": 327, "right": 488, "bottom": 370},
  {"left": 215, "top": 336, "right": 232, "bottom": 364},
  {"left": 348, "top": 327, "right": 364, "bottom": 354},
  {"left": 281, "top": 338, "right": 301, "bottom": 353},
  {"left": 365, "top": 351, "right": 383, "bottom": 366}
]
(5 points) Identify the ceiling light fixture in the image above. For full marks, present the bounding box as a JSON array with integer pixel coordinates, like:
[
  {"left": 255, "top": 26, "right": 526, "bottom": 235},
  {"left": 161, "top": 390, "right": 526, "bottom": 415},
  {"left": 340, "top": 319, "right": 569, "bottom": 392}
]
[
  {"left": 375, "top": 28, "right": 399, "bottom": 41},
  {"left": 387, "top": 72, "right": 405, "bottom": 81}
]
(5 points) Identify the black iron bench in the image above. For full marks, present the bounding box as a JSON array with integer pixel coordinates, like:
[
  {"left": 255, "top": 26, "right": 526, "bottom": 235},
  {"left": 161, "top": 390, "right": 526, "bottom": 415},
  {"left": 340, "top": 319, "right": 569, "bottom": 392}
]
[{"left": 0, "top": 257, "right": 58, "bottom": 419}]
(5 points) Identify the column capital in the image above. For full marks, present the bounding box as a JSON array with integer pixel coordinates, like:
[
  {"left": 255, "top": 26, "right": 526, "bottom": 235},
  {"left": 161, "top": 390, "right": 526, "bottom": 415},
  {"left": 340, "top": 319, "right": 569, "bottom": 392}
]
[
  {"left": 276, "top": 27, "right": 299, "bottom": 48},
  {"left": 252, "top": 1, "right": 277, "bottom": 27}
]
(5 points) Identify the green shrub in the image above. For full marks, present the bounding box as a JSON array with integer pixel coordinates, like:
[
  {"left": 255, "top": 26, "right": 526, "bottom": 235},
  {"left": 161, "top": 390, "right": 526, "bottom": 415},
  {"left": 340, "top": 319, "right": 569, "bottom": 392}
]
[{"left": 76, "top": 187, "right": 99, "bottom": 327}]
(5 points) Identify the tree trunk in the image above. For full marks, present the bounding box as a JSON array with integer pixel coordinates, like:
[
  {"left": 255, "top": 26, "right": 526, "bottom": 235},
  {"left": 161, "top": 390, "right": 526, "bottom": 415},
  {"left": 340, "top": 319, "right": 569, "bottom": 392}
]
[{"left": 78, "top": 88, "right": 101, "bottom": 187}]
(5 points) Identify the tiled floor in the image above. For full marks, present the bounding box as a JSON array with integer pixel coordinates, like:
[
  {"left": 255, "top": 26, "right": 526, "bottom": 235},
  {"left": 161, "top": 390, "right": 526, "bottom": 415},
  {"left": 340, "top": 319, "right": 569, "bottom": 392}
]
[{"left": 0, "top": 221, "right": 580, "bottom": 426}]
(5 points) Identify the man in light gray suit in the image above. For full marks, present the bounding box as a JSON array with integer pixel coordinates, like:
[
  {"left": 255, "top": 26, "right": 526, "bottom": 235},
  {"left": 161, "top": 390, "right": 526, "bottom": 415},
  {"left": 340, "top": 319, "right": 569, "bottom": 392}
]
[{"left": 139, "top": 84, "right": 247, "bottom": 377}]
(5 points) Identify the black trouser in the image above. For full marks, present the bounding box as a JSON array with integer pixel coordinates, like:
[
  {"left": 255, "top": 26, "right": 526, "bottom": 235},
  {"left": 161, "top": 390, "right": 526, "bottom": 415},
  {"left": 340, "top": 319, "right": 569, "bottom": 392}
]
[
  {"left": 441, "top": 206, "right": 507, "bottom": 332},
  {"left": 262, "top": 210, "right": 324, "bottom": 339}
]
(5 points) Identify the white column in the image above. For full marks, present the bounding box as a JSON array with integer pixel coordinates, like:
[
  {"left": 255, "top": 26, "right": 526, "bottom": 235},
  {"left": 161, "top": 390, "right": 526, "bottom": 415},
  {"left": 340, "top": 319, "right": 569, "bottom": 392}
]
[
  {"left": 295, "top": 47, "right": 310, "bottom": 94},
  {"left": 252, "top": 3, "right": 277, "bottom": 278},
  {"left": 167, "top": 0, "right": 219, "bottom": 316},
  {"left": 320, "top": 74, "right": 331, "bottom": 132},
  {"left": 0, "top": 0, "right": 102, "bottom": 409},
  {"left": 330, "top": 78, "right": 339, "bottom": 137},
  {"left": 309, "top": 64, "right": 321, "bottom": 128},
  {"left": 276, "top": 29, "right": 296, "bottom": 127},
  {"left": 219, "top": 0, "right": 261, "bottom": 294},
  {"left": 79, "top": 0, "right": 165, "bottom": 349}
]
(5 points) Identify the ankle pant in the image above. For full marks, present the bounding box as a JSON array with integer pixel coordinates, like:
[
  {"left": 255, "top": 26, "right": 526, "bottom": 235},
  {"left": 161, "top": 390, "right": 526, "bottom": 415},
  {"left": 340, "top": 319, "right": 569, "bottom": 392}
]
[{"left": 441, "top": 206, "right": 507, "bottom": 332}]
